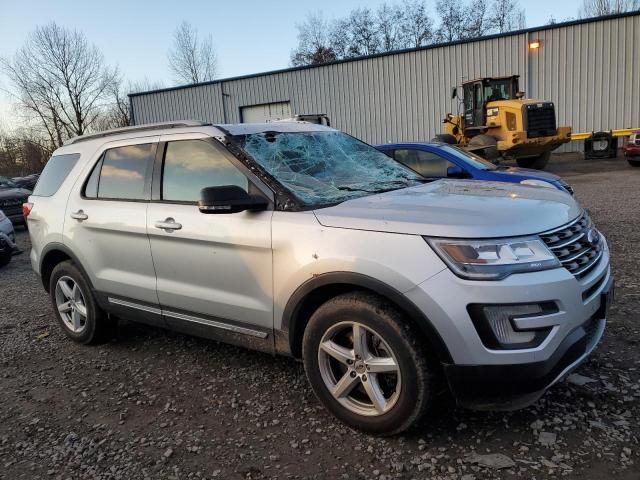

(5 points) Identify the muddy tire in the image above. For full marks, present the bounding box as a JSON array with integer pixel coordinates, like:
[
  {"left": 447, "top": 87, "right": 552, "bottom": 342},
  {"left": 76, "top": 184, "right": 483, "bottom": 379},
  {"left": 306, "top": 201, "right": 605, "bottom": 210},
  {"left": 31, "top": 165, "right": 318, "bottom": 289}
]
[
  {"left": 302, "top": 292, "right": 437, "bottom": 435},
  {"left": 468, "top": 134, "right": 499, "bottom": 162},
  {"left": 516, "top": 151, "right": 551, "bottom": 170},
  {"left": 431, "top": 134, "right": 457, "bottom": 145}
]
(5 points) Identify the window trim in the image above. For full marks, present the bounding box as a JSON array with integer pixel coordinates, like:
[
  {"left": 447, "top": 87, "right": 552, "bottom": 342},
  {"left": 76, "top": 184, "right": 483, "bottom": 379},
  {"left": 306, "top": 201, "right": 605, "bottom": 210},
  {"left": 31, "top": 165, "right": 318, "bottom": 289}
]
[
  {"left": 151, "top": 137, "right": 275, "bottom": 208},
  {"left": 80, "top": 142, "right": 157, "bottom": 203}
]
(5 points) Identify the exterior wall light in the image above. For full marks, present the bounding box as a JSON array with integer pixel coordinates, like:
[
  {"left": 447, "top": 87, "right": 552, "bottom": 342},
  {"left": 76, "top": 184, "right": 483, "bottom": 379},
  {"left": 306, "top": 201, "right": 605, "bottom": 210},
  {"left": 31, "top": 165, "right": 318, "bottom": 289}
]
[{"left": 529, "top": 40, "right": 541, "bottom": 49}]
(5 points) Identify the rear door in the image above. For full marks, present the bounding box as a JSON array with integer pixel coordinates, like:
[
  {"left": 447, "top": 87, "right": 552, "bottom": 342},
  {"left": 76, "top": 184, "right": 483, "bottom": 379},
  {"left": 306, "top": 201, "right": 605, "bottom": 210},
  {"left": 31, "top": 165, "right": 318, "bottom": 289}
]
[
  {"left": 147, "top": 132, "right": 274, "bottom": 337},
  {"left": 64, "top": 137, "right": 162, "bottom": 323}
]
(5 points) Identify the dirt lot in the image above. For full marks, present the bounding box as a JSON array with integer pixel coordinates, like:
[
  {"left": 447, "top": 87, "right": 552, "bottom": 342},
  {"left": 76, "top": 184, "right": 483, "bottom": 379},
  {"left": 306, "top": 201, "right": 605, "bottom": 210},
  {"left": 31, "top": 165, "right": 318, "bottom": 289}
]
[{"left": 0, "top": 154, "right": 638, "bottom": 480}]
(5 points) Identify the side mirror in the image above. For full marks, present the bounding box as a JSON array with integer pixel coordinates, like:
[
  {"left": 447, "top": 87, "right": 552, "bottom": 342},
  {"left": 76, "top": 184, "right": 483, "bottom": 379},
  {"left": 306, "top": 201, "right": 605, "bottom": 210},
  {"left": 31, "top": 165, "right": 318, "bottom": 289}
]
[
  {"left": 198, "top": 186, "right": 267, "bottom": 214},
  {"left": 451, "top": 87, "right": 458, "bottom": 99},
  {"left": 447, "top": 165, "right": 466, "bottom": 178}
]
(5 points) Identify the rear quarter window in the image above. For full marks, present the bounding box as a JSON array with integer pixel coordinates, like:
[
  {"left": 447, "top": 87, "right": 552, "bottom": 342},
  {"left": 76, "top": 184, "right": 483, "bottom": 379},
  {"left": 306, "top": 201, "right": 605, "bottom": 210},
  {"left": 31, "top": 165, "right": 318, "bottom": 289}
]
[{"left": 32, "top": 153, "right": 81, "bottom": 197}]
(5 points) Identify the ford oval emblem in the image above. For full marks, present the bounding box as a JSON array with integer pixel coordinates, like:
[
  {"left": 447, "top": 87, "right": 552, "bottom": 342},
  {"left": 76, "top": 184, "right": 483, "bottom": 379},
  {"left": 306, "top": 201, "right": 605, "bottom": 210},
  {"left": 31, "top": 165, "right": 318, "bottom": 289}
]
[{"left": 586, "top": 228, "right": 600, "bottom": 247}]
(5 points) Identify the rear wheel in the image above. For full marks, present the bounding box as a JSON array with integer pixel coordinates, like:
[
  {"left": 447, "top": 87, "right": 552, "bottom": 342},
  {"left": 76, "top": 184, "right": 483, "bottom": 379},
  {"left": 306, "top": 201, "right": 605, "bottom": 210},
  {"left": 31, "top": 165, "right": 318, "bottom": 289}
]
[
  {"left": 516, "top": 151, "right": 551, "bottom": 169},
  {"left": 302, "top": 292, "right": 436, "bottom": 435},
  {"left": 0, "top": 249, "right": 11, "bottom": 268},
  {"left": 50, "top": 261, "right": 114, "bottom": 344},
  {"left": 468, "top": 134, "right": 499, "bottom": 162},
  {"left": 431, "top": 134, "right": 457, "bottom": 145},
  {"left": 627, "top": 158, "right": 640, "bottom": 167}
]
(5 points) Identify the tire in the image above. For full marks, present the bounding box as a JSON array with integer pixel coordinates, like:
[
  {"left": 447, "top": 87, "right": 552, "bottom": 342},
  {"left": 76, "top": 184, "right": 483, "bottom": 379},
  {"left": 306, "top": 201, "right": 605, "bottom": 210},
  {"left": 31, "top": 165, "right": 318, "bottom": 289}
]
[
  {"left": 302, "top": 292, "right": 437, "bottom": 435},
  {"left": 49, "top": 260, "right": 114, "bottom": 344},
  {"left": 0, "top": 249, "right": 11, "bottom": 268},
  {"left": 627, "top": 158, "right": 640, "bottom": 167},
  {"left": 431, "top": 134, "right": 457, "bottom": 145},
  {"left": 516, "top": 151, "right": 551, "bottom": 170},
  {"left": 468, "top": 134, "right": 499, "bottom": 161}
]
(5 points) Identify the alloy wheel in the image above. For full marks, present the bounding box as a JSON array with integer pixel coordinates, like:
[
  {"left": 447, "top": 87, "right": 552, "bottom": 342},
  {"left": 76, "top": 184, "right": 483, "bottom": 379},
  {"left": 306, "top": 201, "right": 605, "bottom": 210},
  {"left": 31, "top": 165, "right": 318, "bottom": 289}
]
[
  {"left": 317, "top": 321, "right": 401, "bottom": 416},
  {"left": 54, "top": 276, "right": 88, "bottom": 334}
]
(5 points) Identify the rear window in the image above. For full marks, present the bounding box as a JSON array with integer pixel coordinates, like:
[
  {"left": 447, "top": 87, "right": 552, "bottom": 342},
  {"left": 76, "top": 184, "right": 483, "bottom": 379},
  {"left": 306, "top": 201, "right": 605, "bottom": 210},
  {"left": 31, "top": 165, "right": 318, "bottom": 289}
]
[
  {"left": 32, "top": 153, "right": 80, "bottom": 197},
  {"left": 83, "top": 144, "right": 154, "bottom": 201}
]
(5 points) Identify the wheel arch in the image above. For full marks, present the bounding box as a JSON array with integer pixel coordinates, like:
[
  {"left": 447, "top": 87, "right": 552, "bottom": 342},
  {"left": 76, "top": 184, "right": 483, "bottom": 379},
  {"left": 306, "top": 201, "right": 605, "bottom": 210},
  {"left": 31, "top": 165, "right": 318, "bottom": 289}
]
[
  {"left": 40, "top": 243, "right": 95, "bottom": 294},
  {"left": 280, "top": 272, "right": 452, "bottom": 364}
]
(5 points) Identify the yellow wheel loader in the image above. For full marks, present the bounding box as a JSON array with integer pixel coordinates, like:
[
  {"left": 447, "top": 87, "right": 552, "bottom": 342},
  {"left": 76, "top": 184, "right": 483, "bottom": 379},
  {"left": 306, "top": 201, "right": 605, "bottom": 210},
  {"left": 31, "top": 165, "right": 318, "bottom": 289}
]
[{"left": 435, "top": 76, "right": 572, "bottom": 169}]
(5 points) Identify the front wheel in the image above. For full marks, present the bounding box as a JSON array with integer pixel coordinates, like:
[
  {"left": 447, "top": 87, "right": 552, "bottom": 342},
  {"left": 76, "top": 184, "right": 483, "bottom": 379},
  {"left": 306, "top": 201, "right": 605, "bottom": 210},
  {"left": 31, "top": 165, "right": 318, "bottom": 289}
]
[
  {"left": 516, "top": 151, "right": 551, "bottom": 169},
  {"left": 302, "top": 292, "right": 436, "bottom": 435}
]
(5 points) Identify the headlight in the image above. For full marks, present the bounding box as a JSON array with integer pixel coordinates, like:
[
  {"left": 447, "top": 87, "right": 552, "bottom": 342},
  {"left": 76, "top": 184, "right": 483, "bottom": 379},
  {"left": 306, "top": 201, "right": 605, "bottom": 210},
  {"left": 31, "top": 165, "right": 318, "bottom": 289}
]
[
  {"left": 486, "top": 107, "right": 499, "bottom": 117},
  {"left": 426, "top": 236, "right": 560, "bottom": 280},
  {"left": 520, "top": 179, "right": 556, "bottom": 189}
]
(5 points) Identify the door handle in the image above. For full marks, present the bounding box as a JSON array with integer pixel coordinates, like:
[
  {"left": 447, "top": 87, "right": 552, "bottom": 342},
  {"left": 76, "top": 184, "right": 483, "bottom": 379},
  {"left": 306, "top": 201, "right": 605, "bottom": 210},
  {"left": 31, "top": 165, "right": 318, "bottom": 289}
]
[
  {"left": 70, "top": 210, "right": 88, "bottom": 221},
  {"left": 154, "top": 218, "right": 182, "bottom": 231}
]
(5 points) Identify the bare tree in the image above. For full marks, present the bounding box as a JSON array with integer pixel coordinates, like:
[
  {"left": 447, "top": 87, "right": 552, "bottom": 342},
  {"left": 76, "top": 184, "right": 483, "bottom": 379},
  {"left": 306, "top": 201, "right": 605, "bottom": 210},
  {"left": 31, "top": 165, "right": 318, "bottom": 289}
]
[
  {"left": 96, "top": 78, "right": 167, "bottom": 131},
  {"left": 402, "top": 0, "right": 435, "bottom": 47},
  {"left": 290, "top": 13, "right": 337, "bottom": 66},
  {"left": 0, "top": 127, "right": 51, "bottom": 176},
  {"left": 436, "top": 1, "right": 466, "bottom": 42},
  {"left": 347, "top": 8, "right": 381, "bottom": 56},
  {"left": 489, "top": 0, "right": 526, "bottom": 33},
  {"left": 463, "top": 0, "right": 490, "bottom": 38},
  {"left": 580, "top": 0, "right": 639, "bottom": 16},
  {"left": 377, "top": 3, "right": 407, "bottom": 51},
  {"left": 0, "top": 23, "right": 118, "bottom": 148},
  {"left": 168, "top": 21, "right": 218, "bottom": 85}
]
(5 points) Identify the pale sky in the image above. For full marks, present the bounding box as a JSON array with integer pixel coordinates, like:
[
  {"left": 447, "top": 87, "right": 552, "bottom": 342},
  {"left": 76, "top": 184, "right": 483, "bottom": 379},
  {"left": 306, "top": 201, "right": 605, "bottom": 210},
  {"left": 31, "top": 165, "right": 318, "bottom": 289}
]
[{"left": 0, "top": 0, "right": 582, "bottom": 128}]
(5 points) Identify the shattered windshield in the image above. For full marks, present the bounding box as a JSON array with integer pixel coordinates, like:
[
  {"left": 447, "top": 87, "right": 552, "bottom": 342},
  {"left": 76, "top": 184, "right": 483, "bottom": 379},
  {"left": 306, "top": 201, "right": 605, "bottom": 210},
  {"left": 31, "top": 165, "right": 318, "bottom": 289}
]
[{"left": 238, "top": 131, "right": 425, "bottom": 206}]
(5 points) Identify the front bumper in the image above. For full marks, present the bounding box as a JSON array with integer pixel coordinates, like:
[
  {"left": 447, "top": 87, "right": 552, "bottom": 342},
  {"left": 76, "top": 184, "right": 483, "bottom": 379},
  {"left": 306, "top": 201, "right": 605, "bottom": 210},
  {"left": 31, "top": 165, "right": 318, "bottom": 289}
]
[
  {"left": 445, "top": 276, "right": 612, "bottom": 410},
  {"left": 404, "top": 235, "right": 612, "bottom": 409}
]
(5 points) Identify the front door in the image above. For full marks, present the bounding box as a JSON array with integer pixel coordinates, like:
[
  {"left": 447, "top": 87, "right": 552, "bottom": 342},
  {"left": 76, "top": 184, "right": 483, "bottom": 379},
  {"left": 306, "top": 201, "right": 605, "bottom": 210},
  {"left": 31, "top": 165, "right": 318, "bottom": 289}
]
[{"left": 146, "top": 133, "right": 274, "bottom": 338}]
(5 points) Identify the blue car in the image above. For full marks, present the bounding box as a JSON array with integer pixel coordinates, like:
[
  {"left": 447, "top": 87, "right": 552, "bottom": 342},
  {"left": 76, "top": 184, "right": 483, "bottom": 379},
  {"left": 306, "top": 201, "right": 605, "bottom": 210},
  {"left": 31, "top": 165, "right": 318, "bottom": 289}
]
[{"left": 376, "top": 142, "right": 573, "bottom": 195}]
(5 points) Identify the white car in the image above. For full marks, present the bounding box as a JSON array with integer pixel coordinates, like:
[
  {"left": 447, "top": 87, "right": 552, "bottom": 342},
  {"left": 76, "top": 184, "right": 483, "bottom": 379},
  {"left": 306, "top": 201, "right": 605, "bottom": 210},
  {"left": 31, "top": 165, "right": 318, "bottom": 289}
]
[
  {"left": 0, "top": 208, "right": 18, "bottom": 267},
  {"left": 25, "top": 121, "right": 613, "bottom": 434}
]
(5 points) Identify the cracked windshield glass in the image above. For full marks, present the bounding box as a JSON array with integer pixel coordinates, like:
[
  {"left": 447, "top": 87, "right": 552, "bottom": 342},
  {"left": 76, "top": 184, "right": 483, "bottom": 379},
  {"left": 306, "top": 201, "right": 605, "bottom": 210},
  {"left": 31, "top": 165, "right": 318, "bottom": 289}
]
[{"left": 239, "top": 131, "right": 425, "bottom": 205}]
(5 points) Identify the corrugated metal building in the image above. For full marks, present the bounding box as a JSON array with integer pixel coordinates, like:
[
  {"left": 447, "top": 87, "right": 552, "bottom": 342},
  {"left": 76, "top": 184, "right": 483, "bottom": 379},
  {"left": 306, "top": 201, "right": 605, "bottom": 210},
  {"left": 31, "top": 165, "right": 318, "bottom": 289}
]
[{"left": 129, "top": 12, "right": 640, "bottom": 151}]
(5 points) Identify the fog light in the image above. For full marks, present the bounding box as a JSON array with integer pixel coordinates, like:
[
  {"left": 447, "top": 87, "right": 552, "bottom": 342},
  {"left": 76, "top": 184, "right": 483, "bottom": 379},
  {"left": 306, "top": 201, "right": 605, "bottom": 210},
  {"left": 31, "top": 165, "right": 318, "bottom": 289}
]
[
  {"left": 483, "top": 304, "right": 540, "bottom": 344},
  {"left": 468, "top": 303, "right": 556, "bottom": 350}
]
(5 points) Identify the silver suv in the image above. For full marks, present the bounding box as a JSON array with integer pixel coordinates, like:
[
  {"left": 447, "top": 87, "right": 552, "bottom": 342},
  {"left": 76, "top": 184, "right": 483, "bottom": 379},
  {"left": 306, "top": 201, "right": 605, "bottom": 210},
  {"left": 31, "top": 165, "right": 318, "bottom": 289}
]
[{"left": 26, "top": 121, "right": 613, "bottom": 434}]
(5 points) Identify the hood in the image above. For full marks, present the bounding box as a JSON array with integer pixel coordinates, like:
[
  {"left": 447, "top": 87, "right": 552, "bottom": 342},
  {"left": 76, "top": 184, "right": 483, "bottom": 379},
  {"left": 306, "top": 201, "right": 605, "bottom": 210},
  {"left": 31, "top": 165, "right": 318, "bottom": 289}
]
[
  {"left": 495, "top": 166, "right": 562, "bottom": 183},
  {"left": 314, "top": 180, "right": 581, "bottom": 238}
]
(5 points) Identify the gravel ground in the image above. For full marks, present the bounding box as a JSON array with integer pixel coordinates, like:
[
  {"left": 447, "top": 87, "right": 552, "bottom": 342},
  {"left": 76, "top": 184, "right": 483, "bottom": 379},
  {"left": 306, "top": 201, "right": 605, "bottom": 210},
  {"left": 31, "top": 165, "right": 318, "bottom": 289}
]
[{"left": 0, "top": 153, "right": 638, "bottom": 480}]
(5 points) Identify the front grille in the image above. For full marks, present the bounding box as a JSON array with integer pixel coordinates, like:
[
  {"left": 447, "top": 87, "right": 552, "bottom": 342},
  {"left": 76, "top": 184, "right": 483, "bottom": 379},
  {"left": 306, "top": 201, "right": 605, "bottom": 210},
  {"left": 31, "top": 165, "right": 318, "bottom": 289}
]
[
  {"left": 525, "top": 103, "right": 557, "bottom": 138},
  {"left": 540, "top": 212, "right": 604, "bottom": 279}
]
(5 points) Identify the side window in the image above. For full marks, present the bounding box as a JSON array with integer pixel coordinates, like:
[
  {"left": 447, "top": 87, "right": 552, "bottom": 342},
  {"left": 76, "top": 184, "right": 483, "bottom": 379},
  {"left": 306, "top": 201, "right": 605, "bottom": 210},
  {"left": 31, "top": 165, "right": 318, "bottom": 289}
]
[
  {"left": 415, "top": 151, "right": 454, "bottom": 177},
  {"left": 32, "top": 153, "right": 80, "bottom": 197},
  {"left": 394, "top": 149, "right": 453, "bottom": 177},
  {"left": 162, "top": 140, "right": 248, "bottom": 203},
  {"left": 93, "top": 144, "right": 154, "bottom": 200}
]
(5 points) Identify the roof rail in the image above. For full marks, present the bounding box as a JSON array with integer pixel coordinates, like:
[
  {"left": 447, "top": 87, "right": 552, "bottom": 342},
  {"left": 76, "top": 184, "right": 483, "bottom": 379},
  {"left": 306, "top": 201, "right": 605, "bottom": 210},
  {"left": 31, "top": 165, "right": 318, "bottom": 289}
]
[{"left": 63, "top": 120, "right": 211, "bottom": 145}]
